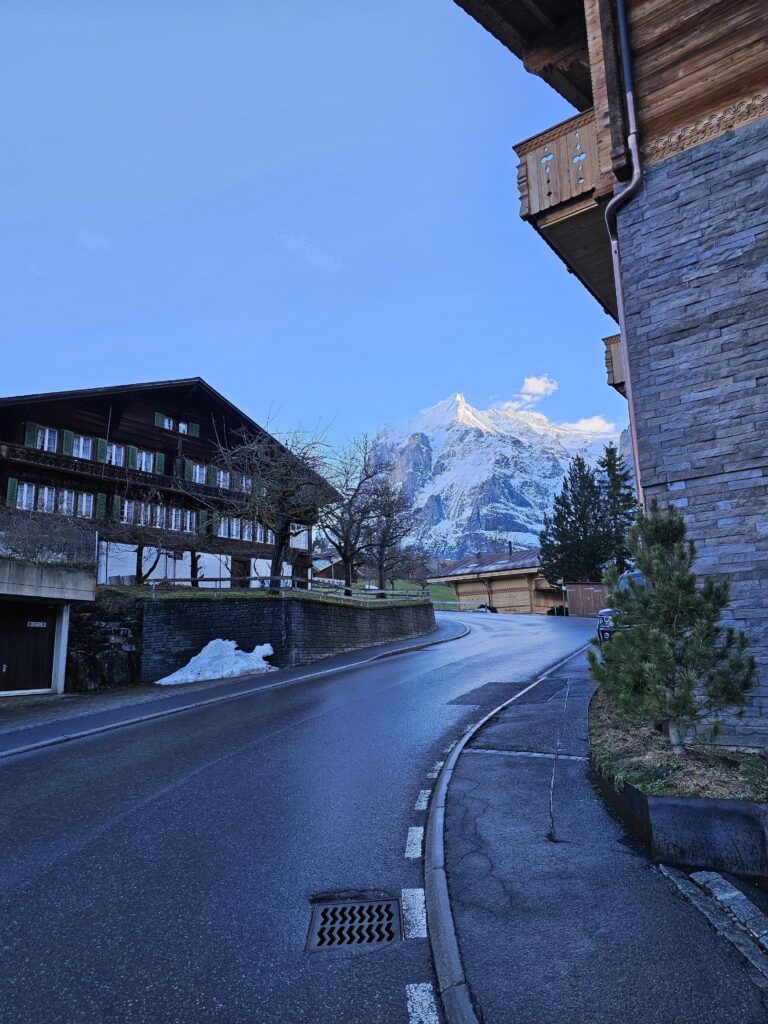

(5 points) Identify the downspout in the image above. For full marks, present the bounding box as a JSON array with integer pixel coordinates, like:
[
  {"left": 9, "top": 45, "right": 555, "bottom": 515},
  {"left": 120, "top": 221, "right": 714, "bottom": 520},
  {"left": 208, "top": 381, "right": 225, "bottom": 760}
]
[{"left": 604, "top": 0, "right": 644, "bottom": 504}]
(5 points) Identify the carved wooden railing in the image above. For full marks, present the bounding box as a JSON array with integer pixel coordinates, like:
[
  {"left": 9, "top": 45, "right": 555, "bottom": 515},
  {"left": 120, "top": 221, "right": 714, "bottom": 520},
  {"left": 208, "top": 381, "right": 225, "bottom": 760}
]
[
  {"left": 514, "top": 109, "right": 598, "bottom": 218},
  {"left": 603, "top": 333, "right": 626, "bottom": 395}
]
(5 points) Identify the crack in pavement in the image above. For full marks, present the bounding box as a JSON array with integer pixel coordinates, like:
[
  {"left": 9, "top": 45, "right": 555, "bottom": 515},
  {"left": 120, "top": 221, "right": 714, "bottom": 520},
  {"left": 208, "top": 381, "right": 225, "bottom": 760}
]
[{"left": 545, "top": 677, "right": 571, "bottom": 845}]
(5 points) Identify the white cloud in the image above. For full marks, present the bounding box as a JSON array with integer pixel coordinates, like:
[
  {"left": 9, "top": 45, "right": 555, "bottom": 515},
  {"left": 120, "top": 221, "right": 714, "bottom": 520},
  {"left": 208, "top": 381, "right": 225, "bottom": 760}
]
[
  {"left": 276, "top": 230, "right": 341, "bottom": 274},
  {"left": 557, "top": 414, "right": 617, "bottom": 435},
  {"left": 519, "top": 374, "right": 558, "bottom": 400}
]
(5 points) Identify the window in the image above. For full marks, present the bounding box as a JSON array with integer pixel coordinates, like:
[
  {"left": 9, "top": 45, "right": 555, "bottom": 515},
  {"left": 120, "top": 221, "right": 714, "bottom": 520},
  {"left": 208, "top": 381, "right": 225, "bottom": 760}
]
[
  {"left": 242, "top": 520, "right": 253, "bottom": 542},
  {"left": 266, "top": 529, "right": 275, "bottom": 545},
  {"left": 192, "top": 463, "right": 206, "bottom": 485},
  {"left": 106, "top": 443, "right": 124, "bottom": 467},
  {"left": 72, "top": 435, "right": 92, "bottom": 460},
  {"left": 163, "top": 416, "right": 174, "bottom": 431},
  {"left": 37, "top": 486, "right": 55, "bottom": 513},
  {"left": 178, "top": 421, "right": 188, "bottom": 435},
  {"left": 290, "top": 525, "right": 309, "bottom": 549},
  {"left": 230, "top": 518, "right": 241, "bottom": 540},
  {"left": 137, "top": 502, "right": 151, "bottom": 526},
  {"left": 154, "top": 505, "right": 167, "bottom": 530},
  {"left": 136, "top": 450, "right": 154, "bottom": 473},
  {"left": 217, "top": 516, "right": 229, "bottom": 538},
  {"left": 120, "top": 499, "right": 134, "bottom": 524},
  {"left": 183, "top": 510, "right": 196, "bottom": 533},
  {"left": 170, "top": 507, "right": 182, "bottom": 532},
  {"left": 216, "top": 469, "right": 230, "bottom": 490},
  {"left": 77, "top": 492, "right": 94, "bottom": 519},
  {"left": 256, "top": 523, "right": 265, "bottom": 543},
  {"left": 242, "top": 476, "right": 252, "bottom": 494},
  {"left": 16, "top": 482, "right": 35, "bottom": 510},
  {"left": 58, "top": 489, "right": 75, "bottom": 516},
  {"left": 36, "top": 427, "right": 58, "bottom": 453}
]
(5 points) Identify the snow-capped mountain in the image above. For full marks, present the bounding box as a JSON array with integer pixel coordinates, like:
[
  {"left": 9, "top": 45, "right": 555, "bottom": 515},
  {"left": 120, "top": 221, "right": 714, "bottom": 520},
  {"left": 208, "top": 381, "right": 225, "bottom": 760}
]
[{"left": 375, "top": 393, "right": 621, "bottom": 558}]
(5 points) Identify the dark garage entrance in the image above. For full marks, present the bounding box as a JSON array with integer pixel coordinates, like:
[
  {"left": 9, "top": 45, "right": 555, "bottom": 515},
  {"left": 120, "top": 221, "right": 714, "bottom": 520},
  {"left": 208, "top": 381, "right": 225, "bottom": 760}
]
[{"left": 0, "top": 601, "right": 57, "bottom": 692}]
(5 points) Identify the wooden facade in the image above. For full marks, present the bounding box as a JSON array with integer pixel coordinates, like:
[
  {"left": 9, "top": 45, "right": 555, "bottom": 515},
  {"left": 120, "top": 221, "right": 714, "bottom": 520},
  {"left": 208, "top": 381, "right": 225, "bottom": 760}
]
[
  {"left": 0, "top": 379, "right": 315, "bottom": 587},
  {"left": 428, "top": 550, "right": 563, "bottom": 614}
]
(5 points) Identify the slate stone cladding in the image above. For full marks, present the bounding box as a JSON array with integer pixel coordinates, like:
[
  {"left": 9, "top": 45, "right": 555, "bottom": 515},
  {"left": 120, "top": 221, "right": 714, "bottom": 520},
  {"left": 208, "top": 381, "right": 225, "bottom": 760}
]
[
  {"left": 618, "top": 115, "right": 768, "bottom": 748},
  {"left": 140, "top": 596, "right": 436, "bottom": 682}
]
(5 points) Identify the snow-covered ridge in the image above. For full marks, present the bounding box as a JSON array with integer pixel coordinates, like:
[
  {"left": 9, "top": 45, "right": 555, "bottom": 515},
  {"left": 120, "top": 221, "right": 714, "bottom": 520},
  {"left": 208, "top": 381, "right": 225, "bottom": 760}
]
[{"left": 375, "top": 393, "right": 622, "bottom": 559}]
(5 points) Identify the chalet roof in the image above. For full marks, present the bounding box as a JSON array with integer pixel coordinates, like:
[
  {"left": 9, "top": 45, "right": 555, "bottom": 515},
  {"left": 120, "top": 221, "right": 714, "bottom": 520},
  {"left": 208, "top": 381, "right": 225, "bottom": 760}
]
[
  {"left": 0, "top": 377, "right": 262, "bottom": 432},
  {"left": 430, "top": 548, "right": 542, "bottom": 579}
]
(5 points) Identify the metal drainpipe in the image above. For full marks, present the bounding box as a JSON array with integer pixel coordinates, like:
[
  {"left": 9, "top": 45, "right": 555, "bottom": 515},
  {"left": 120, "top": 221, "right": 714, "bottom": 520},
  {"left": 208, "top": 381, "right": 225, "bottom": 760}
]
[{"left": 604, "top": 0, "right": 644, "bottom": 505}]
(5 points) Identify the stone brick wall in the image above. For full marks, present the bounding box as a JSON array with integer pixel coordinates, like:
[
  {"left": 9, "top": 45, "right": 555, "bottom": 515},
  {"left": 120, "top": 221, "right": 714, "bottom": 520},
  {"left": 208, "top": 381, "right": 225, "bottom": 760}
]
[
  {"left": 140, "top": 594, "right": 436, "bottom": 682},
  {"left": 67, "top": 590, "right": 143, "bottom": 692},
  {"left": 618, "top": 116, "right": 768, "bottom": 748}
]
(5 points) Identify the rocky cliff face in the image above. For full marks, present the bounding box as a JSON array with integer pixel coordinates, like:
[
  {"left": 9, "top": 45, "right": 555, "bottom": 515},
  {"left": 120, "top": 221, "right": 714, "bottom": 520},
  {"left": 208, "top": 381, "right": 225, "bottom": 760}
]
[{"left": 375, "top": 394, "right": 621, "bottom": 558}]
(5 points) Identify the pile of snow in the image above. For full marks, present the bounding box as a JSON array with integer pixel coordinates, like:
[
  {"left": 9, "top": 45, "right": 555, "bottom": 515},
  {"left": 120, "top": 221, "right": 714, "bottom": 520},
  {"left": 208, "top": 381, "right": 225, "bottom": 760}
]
[{"left": 154, "top": 639, "right": 275, "bottom": 686}]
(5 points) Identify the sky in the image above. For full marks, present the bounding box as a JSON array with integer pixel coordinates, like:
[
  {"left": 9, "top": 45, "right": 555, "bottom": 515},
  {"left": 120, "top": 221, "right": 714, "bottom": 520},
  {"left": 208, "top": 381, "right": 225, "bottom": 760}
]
[{"left": 0, "top": 0, "right": 624, "bottom": 444}]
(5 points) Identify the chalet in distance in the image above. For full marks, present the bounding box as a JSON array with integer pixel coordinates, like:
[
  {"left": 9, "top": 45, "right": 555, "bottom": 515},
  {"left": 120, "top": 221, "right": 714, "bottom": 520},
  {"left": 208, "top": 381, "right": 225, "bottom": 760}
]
[
  {"left": 0, "top": 378, "right": 315, "bottom": 589},
  {"left": 428, "top": 549, "right": 562, "bottom": 614},
  {"left": 453, "top": 1, "right": 768, "bottom": 749}
]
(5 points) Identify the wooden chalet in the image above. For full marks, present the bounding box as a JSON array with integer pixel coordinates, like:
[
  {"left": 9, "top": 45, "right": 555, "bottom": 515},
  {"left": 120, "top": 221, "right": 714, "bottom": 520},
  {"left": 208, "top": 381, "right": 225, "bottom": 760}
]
[{"left": 428, "top": 549, "right": 562, "bottom": 614}]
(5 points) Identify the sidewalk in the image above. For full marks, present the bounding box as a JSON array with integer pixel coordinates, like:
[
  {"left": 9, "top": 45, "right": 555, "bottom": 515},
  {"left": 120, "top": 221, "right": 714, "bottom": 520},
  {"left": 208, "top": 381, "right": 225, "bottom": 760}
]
[
  {"left": 0, "top": 618, "right": 466, "bottom": 758},
  {"left": 444, "top": 655, "right": 768, "bottom": 1024}
]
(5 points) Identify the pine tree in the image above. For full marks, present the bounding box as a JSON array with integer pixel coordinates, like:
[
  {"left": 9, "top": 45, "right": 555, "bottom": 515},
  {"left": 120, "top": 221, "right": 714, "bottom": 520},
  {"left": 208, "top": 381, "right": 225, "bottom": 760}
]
[
  {"left": 588, "top": 504, "right": 755, "bottom": 753},
  {"left": 539, "top": 456, "right": 609, "bottom": 584},
  {"left": 597, "top": 442, "right": 636, "bottom": 571}
]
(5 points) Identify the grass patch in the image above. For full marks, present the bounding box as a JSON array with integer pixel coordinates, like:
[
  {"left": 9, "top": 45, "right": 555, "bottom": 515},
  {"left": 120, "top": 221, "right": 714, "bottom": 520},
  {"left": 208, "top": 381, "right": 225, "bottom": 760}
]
[{"left": 589, "top": 686, "right": 768, "bottom": 801}]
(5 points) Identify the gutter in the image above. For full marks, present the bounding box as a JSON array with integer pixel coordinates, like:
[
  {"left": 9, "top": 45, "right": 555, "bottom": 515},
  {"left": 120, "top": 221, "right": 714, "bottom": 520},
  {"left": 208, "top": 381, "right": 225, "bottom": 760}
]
[{"left": 604, "top": 0, "right": 644, "bottom": 504}]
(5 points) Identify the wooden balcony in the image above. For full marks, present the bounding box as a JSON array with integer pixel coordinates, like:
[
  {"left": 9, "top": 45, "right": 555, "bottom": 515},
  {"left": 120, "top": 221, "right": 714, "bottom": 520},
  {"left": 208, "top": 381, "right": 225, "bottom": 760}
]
[
  {"left": 603, "top": 334, "right": 626, "bottom": 397},
  {"left": 514, "top": 109, "right": 617, "bottom": 318}
]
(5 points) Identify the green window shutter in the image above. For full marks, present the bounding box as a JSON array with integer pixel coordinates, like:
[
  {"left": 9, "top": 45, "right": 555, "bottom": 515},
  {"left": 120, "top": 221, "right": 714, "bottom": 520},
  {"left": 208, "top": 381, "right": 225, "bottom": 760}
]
[
  {"left": 95, "top": 438, "right": 107, "bottom": 463},
  {"left": 184, "top": 459, "right": 193, "bottom": 482},
  {"left": 154, "top": 412, "right": 165, "bottom": 428},
  {"left": 155, "top": 452, "right": 166, "bottom": 475},
  {"left": 188, "top": 422, "right": 200, "bottom": 438},
  {"left": 61, "top": 430, "right": 74, "bottom": 456},
  {"left": 127, "top": 446, "right": 138, "bottom": 470},
  {"left": 206, "top": 465, "right": 218, "bottom": 487},
  {"left": 112, "top": 494, "right": 121, "bottom": 519},
  {"left": 210, "top": 512, "right": 220, "bottom": 535},
  {"left": 24, "top": 422, "right": 38, "bottom": 448},
  {"left": 198, "top": 510, "right": 209, "bottom": 533},
  {"left": 5, "top": 477, "right": 18, "bottom": 507},
  {"left": 232, "top": 471, "right": 243, "bottom": 493},
  {"left": 96, "top": 492, "right": 107, "bottom": 519}
]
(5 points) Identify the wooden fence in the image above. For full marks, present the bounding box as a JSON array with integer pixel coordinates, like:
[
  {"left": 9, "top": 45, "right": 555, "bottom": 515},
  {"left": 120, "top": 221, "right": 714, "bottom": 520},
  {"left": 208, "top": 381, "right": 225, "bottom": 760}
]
[{"left": 566, "top": 583, "right": 609, "bottom": 617}]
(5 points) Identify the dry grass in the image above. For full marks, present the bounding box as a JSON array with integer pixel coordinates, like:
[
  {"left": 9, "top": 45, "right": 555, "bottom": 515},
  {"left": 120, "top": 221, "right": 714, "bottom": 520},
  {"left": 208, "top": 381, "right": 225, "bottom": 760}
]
[{"left": 589, "top": 687, "right": 768, "bottom": 801}]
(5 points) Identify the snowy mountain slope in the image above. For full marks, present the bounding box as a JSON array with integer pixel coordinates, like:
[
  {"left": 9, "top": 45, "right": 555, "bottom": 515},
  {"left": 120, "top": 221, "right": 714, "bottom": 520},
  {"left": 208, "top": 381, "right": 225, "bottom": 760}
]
[{"left": 375, "top": 394, "right": 621, "bottom": 559}]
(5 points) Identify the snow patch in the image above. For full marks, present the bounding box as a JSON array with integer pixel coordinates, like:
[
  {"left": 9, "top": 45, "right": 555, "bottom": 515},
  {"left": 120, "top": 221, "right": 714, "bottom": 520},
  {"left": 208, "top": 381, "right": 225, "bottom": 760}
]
[{"left": 154, "top": 639, "right": 276, "bottom": 686}]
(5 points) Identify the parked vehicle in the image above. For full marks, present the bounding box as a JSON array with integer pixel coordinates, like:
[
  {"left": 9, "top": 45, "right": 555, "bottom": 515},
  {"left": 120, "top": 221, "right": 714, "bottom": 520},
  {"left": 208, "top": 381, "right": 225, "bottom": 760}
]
[{"left": 595, "top": 569, "right": 646, "bottom": 645}]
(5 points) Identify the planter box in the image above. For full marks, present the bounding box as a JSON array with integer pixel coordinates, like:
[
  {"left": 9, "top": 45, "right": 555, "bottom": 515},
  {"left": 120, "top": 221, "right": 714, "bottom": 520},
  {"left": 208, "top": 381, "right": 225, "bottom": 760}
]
[{"left": 591, "top": 768, "right": 768, "bottom": 884}]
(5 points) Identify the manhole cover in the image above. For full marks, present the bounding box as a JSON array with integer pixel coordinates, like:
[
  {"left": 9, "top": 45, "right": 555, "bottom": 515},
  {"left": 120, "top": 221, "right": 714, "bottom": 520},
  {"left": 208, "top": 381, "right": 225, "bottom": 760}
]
[{"left": 306, "top": 898, "right": 402, "bottom": 952}]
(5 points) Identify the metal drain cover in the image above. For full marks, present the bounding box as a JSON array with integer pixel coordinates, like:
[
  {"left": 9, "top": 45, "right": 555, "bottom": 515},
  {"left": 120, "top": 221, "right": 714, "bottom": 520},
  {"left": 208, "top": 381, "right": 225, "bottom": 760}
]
[{"left": 306, "top": 898, "right": 402, "bottom": 952}]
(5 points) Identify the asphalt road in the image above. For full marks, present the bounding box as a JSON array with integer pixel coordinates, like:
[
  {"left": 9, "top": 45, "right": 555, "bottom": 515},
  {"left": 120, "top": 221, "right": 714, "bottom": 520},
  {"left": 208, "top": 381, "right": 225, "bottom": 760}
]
[{"left": 0, "top": 613, "right": 592, "bottom": 1024}]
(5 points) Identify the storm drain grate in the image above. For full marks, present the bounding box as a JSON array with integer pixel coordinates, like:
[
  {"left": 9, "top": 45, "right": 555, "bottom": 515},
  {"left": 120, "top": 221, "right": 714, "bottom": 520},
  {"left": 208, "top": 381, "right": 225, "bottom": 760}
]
[{"left": 306, "top": 899, "right": 402, "bottom": 952}]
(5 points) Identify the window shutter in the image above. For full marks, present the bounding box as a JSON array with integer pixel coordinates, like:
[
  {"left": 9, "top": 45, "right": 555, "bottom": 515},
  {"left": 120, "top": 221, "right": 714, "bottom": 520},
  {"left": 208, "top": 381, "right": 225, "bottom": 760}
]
[
  {"left": 96, "top": 492, "right": 107, "bottom": 519},
  {"left": 112, "top": 494, "right": 121, "bottom": 519},
  {"left": 154, "top": 412, "right": 165, "bottom": 428},
  {"left": 155, "top": 452, "right": 166, "bottom": 475},
  {"left": 96, "top": 438, "right": 107, "bottom": 463},
  {"left": 198, "top": 510, "right": 209, "bottom": 533},
  {"left": 184, "top": 459, "right": 193, "bottom": 482},
  {"left": 232, "top": 471, "right": 243, "bottom": 493},
  {"left": 5, "top": 477, "right": 18, "bottom": 507},
  {"left": 211, "top": 512, "right": 220, "bottom": 535},
  {"left": 188, "top": 422, "right": 200, "bottom": 438},
  {"left": 24, "top": 422, "right": 38, "bottom": 448},
  {"left": 206, "top": 465, "right": 218, "bottom": 488},
  {"left": 127, "top": 446, "right": 138, "bottom": 470},
  {"left": 61, "top": 430, "right": 74, "bottom": 456}
]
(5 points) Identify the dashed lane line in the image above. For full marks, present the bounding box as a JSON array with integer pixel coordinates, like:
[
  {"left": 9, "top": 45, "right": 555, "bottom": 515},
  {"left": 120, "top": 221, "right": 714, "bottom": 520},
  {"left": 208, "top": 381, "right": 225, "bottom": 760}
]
[
  {"left": 426, "top": 761, "right": 444, "bottom": 779},
  {"left": 405, "top": 826, "right": 424, "bottom": 859},
  {"left": 401, "top": 888, "right": 428, "bottom": 939},
  {"left": 414, "top": 789, "right": 431, "bottom": 811},
  {"left": 406, "top": 982, "right": 440, "bottom": 1024}
]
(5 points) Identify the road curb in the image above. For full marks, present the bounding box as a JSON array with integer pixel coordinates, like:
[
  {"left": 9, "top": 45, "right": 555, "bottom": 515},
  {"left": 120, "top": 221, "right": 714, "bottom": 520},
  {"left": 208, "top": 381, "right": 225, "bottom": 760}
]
[
  {"left": 424, "top": 643, "right": 590, "bottom": 1024},
  {"left": 0, "top": 622, "right": 471, "bottom": 762}
]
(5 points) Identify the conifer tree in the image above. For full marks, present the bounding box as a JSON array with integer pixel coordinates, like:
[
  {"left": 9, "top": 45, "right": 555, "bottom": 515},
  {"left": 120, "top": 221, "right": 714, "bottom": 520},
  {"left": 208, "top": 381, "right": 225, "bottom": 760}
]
[
  {"left": 588, "top": 504, "right": 755, "bottom": 753},
  {"left": 597, "top": 442, "right": 636, "bottom": 570},
  {"left": 539, "top": 456, "right": 608, "bottom": 584}
]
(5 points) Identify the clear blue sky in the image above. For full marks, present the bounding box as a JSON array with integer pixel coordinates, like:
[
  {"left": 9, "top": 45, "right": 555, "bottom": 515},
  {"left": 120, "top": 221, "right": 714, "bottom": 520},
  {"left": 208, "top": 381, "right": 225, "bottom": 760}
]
[{"left": 0, "top": 0, "right": 623, "bottom": 442}]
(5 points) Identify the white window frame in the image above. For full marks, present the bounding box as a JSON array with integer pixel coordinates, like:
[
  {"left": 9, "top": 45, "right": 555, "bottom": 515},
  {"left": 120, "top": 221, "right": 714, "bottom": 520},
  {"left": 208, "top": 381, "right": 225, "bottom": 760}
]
[
  {"left": 37, "top": 486, "right": 55, "bottom": 513},
  {"left": 58, "top": 489, "right": 75, "bottom": 516},
  {"left": 72, "top": 435, "right": 93, "bottom": 460},
  {"left": 242, "top": 476, "right": 252, "bottom": 494},
  {"left": 170, "top": 507, "right": 182, "bottom": 532},
  {"left": 106, "top": 442, "right": 124, "bottom": 467},
  {"left": 153, "top": 505, "right": 166, "bottom": 530},
  {"left": 256, "top": 523, "right": 265, "bottom": 543},
  {"left": 217, "top": 516, "right": 229, "bottom": 539},
  {"left": 178, "top": 421, "right": 188, "bottom": 435},
  {"left": 36, "top": 426, "right": 58, "bottom": 453},
  {"left": 120, "top": 499, "right": 134, "bottom": 524},
  {"left": 192, "top": 463, "right": 206, "bottom": 485},
  {"left": 137, "top": 502, "right": 151, "bottom": 526},
  {"left": 183, "top": 510, "right": 196, "bottom": 533},
  {"left": 77, "top": 492, "right": 94, "bottom": 519},
  {"left": 162, "top": 415, "right": 174, "bottom": 431},
  {"left": 216, "top": 469, "right": 230, "bottom": 490},
  {"left": 242, "top": 520, "right": 253, "bottom": 542},
  {"left": 136, "top": 450, "right": 154, "bottom": 473},
  {"left": 266, "top": 529, "right": 275, "bottom": 545},
  {"left": 230, "top": 518, "right": 242, "bottom": 541},
  {"left": 16, "top": 482, "right": 35, "bottom": 510}
]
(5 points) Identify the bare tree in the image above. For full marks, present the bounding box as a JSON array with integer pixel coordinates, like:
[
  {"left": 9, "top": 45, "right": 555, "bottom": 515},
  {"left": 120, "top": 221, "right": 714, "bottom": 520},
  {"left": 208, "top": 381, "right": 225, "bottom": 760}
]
[
  {"left": 318, "top": 434, "right": 385, "bottom": 595},
  {"left": 362, "top": 473, "right": 418, "bottom": 596}
]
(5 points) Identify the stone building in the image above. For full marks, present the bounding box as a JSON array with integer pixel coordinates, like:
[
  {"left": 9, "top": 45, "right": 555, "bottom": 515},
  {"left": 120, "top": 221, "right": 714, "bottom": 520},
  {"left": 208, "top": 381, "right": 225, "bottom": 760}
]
[{"left": 453, "top": 0, "right": 767, "bottom": 747}]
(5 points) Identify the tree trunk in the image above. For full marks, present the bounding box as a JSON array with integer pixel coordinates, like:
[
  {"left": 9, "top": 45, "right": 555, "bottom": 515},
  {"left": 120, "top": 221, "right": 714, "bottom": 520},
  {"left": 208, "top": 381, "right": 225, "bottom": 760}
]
[
  {"left": 190, "top": 549, "right": 201, "bottom": 588},
  {"left": 343, "top": 559, "right": 353, "bottom": 597},
  {"left": 136, "top": 544, "right": 161, "bottom": 585},
  {"left": 377, "top": 549, "right": 386, "bottom": 598},
  {"left": 269, "top": 536, "right": 289, "bottom": 591}
]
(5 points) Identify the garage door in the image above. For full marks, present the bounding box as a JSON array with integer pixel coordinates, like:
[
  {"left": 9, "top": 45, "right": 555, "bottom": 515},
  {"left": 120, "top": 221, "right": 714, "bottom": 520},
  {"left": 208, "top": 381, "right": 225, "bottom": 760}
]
[{"left": 0, "top": 602, "right": 57, "bottom": 692}]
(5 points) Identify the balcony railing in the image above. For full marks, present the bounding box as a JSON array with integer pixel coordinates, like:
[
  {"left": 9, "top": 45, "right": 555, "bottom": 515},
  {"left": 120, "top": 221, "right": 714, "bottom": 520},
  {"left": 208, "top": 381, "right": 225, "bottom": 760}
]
[
  {"left": 514, "top": 109, "right": 598, "bottom": 219},
  {"left": 603, "top": 334, "right": 626, "bottom": 395}
]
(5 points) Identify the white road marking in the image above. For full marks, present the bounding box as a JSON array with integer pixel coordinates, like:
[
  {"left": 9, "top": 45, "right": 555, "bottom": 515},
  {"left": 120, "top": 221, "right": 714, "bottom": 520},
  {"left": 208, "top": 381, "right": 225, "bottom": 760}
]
[
  {"left": 401, "top": 888, "right": 427, "bottom": 938},
  {"left": 443, "top": 740, "right": 457, "bottom": 753},
  {"left": 405, "top": 826, "right": 424, "bottom": 859},
  {"left": 426, "top": 760, "right": 444, "bottom": 779},
  {"left": 414, "top": 789, "right": 431, "bottom": 811},
  {"left": 406, "top": 982, "right": 440, "bottom": 1024},
  {"left": 463, "top": 747, "right": 586, "bottom": 761}
]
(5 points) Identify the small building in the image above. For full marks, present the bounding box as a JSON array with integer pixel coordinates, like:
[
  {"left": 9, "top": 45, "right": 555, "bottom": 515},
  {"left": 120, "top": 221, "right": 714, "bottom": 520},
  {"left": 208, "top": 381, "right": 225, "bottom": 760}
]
[{"left": 428, "top": 549, "right": 563, "bottom": 614}]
